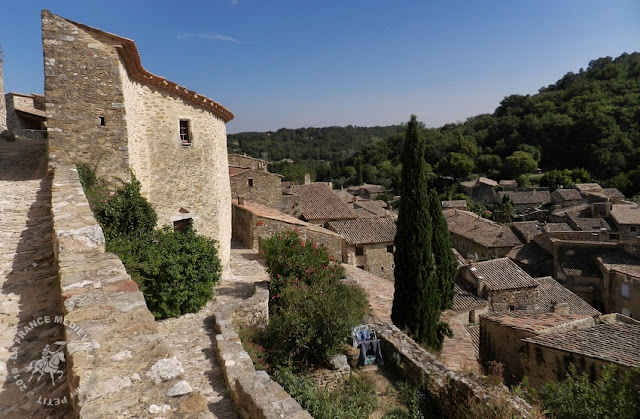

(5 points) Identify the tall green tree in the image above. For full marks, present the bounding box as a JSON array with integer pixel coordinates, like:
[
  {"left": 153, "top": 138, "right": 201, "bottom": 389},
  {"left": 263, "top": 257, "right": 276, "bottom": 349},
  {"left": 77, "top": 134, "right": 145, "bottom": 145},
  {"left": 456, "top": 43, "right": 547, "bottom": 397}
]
[{"left": 392, "top": 115, "right": 453, "bottom": 350}]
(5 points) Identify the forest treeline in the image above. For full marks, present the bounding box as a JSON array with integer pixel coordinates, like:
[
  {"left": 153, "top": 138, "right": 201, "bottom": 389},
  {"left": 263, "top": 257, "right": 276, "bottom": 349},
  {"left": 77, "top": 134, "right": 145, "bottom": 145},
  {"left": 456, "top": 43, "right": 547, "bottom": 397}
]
[{"left": 228, "top": 52, "right": 640, "bottom": 198}]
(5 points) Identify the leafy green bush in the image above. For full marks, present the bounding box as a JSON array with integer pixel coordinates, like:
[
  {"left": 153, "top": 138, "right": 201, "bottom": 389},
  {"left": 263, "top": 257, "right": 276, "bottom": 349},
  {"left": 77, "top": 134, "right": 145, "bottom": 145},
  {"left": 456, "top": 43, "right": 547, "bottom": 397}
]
[
  {"left": 539, "top": 364, "right": 640, "bottom": 419},
  {"left": 140, "top": 226, "right": 221, "bottom": 319},
  {"left": 274, "top": 368, "right": 378, "bottom": 419},
  {"left": 261, "top": 230, "right": 368, "bottom": 368},
  {"left": 95, "top": 173, "right": 157, "bottom": 241}
]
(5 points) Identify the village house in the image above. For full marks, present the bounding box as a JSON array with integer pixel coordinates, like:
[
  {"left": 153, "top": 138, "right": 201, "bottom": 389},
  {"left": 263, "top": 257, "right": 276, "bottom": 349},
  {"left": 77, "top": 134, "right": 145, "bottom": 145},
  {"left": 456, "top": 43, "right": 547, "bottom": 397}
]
[
  {"left": 609, "top": 204, "right": 640, "bottom": 240},
  {"left": 283, "top": 182, "right": 357, "bottom": 226},
  {"left": 459, "top": 258, "right": 539, "bottom": 312},
  {"left": 326, "top": 217, "right": 396, "bottom": 281},
  {"left": 346, "top": 183, "right": 386, "bottom": 200},
  {"left": 496, "top": 189, "right": 551, "bottom": 213},
  {"left": 227, "top": 153, "right": 269, "bottom": 171},
  {"left": 441, "top": 199, "right": 468, "bottom": 210},
  {"left": 443, "top": 208, "right": 522, "bottom": 260},
  {"left": 459, "top": 177, "right": 498, "bottom": 204},
  {"left": 521, "top": 314, "right": 640, "bottom": 388},
  {"left": 498, "top": 179, "right": 517, "bottom": 191},
  {"left": 4, "top": 92, "right": 47, "bottom": 136},
  {"left": 480, "top": 310, "right": 596, "bottom": 385},
  {"left": 596, "top": 251, "right": 640, "bottom": 319},
  {"left": 229, "top": 165, "right": 284, "bottom": 208},
  {"left": 551, "top": 188, "right": 584, "bottom": 208},
  {"left": 42, "top": 10, "right": 234, "bottom": 266}
]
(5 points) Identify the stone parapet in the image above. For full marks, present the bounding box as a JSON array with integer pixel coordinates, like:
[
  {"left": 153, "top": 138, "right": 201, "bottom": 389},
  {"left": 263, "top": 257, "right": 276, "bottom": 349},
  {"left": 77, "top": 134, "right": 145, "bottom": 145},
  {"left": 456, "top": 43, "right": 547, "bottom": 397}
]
[
  {"left": 51, "top": 163, "right": 210, "bottom": 418},
  {"left": 371, "top": 319, "right": 532, "bottom": 418},
  {"left": 212, "top": 281, "right": 311, "bottom": 419}
]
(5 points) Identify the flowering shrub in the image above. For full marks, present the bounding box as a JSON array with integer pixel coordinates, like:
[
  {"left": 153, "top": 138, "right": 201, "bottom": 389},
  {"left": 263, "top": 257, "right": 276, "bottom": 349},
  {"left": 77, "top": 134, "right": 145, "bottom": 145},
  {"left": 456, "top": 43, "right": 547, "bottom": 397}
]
[
  {"left": 262, "top": 230, "right": 344, "bottom": 313},
  {"left": 261, "top": 230, "right": 368, "bottom": 368}
]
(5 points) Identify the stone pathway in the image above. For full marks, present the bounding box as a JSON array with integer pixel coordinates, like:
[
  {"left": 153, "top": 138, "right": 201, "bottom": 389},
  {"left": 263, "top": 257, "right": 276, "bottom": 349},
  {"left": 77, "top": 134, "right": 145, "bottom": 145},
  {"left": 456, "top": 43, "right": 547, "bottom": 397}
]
[
  {"left": 343, "top": 264, "right": 481, "bottom": 373},
  {"left": 154, "top": 244, "right": 268, "bottom": 419},
  {"left": 0, "top": 138, "right": 71, "bottom": 418}
]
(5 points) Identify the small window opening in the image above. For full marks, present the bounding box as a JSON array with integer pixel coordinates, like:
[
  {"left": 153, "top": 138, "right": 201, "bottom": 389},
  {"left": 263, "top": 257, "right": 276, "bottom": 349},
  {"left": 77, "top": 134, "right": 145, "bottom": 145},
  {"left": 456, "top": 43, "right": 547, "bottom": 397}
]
[
  {"left": 355, "top": 246, "right": 364, "bottom": 256},
  {"left": 99, "top": 116, "right": 106, "bottom": 126},
  {"left": 387, "top": 245, "right": 394, "bottom": 253},
  {"left": 173, "top": 218, "right": 192, "bottom": 233},
  {"left": 179, "top": 119, "right": 191, "bottom": 145},
  {"left": 621, "top": 283, "right": 630, "bottom": 298},
  {"left": 248, "top": 178, "right": 254, "bottom": 187},
  {"left": 509, "top": 305, "right": 516, "bottom": 311},
  {"left": 357, "top": 265, "right": 365, "bottom": 270}
]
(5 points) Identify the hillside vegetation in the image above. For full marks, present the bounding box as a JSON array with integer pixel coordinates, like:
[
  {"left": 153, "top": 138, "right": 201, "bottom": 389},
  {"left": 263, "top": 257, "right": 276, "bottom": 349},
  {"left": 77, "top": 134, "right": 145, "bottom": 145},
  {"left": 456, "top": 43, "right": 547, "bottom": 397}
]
[{"left": 230, "top": 52, "right": 640, "bottom": 197}]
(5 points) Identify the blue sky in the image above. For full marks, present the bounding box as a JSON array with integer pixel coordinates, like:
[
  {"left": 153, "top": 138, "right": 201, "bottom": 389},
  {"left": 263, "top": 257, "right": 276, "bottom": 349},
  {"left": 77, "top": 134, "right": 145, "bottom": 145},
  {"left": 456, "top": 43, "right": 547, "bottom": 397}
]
[{"left": 0, "top": 1, "right": 638, "bottom": 133}]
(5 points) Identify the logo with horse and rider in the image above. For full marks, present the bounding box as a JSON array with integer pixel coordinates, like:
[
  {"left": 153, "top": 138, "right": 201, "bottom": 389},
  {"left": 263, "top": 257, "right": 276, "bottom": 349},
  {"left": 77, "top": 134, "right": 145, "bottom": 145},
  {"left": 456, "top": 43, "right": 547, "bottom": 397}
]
[{"left": 8, "top": 315, "right": 94, "bottom": 406}]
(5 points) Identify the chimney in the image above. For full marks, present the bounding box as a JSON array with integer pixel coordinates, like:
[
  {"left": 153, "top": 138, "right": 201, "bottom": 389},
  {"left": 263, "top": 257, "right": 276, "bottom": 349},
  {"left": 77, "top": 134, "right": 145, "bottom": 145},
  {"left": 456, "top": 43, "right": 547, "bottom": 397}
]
[
  {"left": 304, "top": 173, "right": 311, "bottom": 185},
  {"left": 384, "top": 210, "right": 390, "bottom": 218},
  {"left": 553, "top": 302, "right": 569, "bottom": 315},
  {"left": 237, "top": 194, "right": 245, "bottom": 205},
  {"left": 476, "top": 275, "right": 484, "bottom": 296}
]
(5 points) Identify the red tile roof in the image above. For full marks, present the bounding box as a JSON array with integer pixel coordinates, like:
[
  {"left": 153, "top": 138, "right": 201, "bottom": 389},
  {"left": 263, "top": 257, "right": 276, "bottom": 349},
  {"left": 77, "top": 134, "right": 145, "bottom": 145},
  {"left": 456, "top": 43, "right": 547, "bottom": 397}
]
[
  {"left": 522, "top": 322, "right": 640, "bottom": 367},
  {"left": 469, "top": 257, "right": 538, "bottom": 291},
  {"left": 597, "top": 251, "right": 640, "bottom": 277},
  {"left": 228, "top": 166, "right": 250, "bottom": 177},
  {"left": 286, "top": 183, "right": 358, "bottom": 221},
  {"left": 453, "top": 280, "right": 488, "bottom": 311},
  {"left": 610, "top": 204, "right": 640, "bottom": 225},
  {"left": 55, "top": 11, "right": 234, "bottom": 122},
  {"left": 327, "top": 217, "right": 396, "bottom": 245},
  {"left": 497, "top": 190, "right": 551, "bottom": 206}
]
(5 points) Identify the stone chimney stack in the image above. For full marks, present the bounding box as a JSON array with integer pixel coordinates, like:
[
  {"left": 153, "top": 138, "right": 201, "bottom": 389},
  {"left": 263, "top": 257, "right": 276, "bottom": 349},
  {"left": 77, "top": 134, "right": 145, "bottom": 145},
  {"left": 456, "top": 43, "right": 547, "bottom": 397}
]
[
  {"left": 304, "top": 173, "right": 311, "bottom": 185},
  {"left": 552, "top": 302, "right": 570, "bottom": 315},
  {"left": 0, "top": 45, "right": 7, "bottom": 132}
]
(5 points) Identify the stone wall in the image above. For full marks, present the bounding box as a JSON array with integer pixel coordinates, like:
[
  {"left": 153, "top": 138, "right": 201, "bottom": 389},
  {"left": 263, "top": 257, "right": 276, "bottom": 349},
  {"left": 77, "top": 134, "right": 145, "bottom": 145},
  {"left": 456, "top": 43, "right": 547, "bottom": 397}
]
[
  {"left": 42, "top": 10, "right": 130, "bottom": 182},
  {"left": 361, "top": 242, "right": 394, "bottom": 281},
  {"left": 232, "top": 201, "right": 344, "bottom": 261},
  {"left": 212, "top": 283, "right": 311, "bottom": 419},
  {"left": 51, "top": 163, "right": 211, "bottom": 418},
  {"left": 371, "top": 320, "right": 533, "bottom": 418},
  {"left": 230, "top": 170, "right": 283, "bottom": 208},
  {"left": 486, "top": 288, "right": 539, "bottom": 312},
  {"left": 277, "top": 194, "right": 301, "bottom": 218}
]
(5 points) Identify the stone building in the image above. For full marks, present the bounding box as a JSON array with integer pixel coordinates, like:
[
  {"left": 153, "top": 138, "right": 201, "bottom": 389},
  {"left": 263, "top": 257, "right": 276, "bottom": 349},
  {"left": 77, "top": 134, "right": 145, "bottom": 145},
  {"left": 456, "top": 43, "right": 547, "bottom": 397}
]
[
  {"left": 610, "top": 204, "right": 640, "bottom": 240},
  {"left": 596, "top": 251, "right": 640, "bottom": 318},
  {"left": 443, "top": 209, "right": 522, "bottom": 260},
  {"left": 551, "top": 188, "right": 584, "bottom": 208},
  {"left": 41, "top": 10, "right": 234, "bottom": 267},
  {"left": 459, "top": 177, "right": 497, "bottom": 204},
  {"left": 521, "top": 315, "right": 640, "bottom": 388},
  {"left": 284, "top": 183, "right": 357, "bottom": 226},
  {"left": 460, "top": 258, "right": 539, "bottom": 312},
  {"left": 496, "top": 189, "right": 551, "bottom": 212},
  {"left": 229, "top": 165, "right": 283, "bottom": 208},
  {"left": 480, "top": 311, "right": 595, "bottom": 385},
  {"left": 5, "top": 93, "right": 46, "bottom": 133},
  {"left": 326, "top": 217, "right": 396, "bottom": 281},
  {"left": 228, "top": 153, "right": 269, "bottom": 171}
]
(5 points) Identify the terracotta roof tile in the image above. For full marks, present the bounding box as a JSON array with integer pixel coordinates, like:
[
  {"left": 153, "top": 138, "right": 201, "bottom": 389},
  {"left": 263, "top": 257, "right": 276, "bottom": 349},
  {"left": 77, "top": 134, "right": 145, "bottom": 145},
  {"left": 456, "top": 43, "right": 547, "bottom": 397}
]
[
  {"left": 228, "top": 166, "right": 250, "bottom": 177},
  {"left": 610, "top": 204, "right": 640, "bottom": 225},
  {"left": 568, "top": 214, "right": 612, "bottom": 232},
  {"left": 443, "top": 209, "right": 522, "bottom": 249},
  {"left": 481, "top": 310, "right": 590, "bottom": 333},
  {"left": 467, "top": 325, "right": 480, "bottom": 353},
  {"left": 507, "top": 243, "right": 551, "bottom": 266},
  {"left": 532, "top": 277, "right": 601, "bottom": 316},
  {"left": 523, "top": 322, "right": 640, "bottom": 367},
  {"left": 512, "top": 221, "right": 572, "bottom": 239},
  {"left": 574, "top": 183, "right": 603, "bottom": 195},
  {"left": 453, "top": 280, "right": 488, "bottom": 311},
  {"left": 552, "top": 189, "right": 583, "bottom": 201},
  {"left": 551, "top": 203, "right": 590, "bottom": 217},
  {"left": 469, "top": 257, "right": 538, "bottom": 291},
  {"left": 286, "top": 183, "right": 358, "bottom": 221},
  {"left": 326, "top": 217, "right": 396, "bottom": 245},
  {"left": 597, "top": 251, "right": 640, "bottom": 277}
]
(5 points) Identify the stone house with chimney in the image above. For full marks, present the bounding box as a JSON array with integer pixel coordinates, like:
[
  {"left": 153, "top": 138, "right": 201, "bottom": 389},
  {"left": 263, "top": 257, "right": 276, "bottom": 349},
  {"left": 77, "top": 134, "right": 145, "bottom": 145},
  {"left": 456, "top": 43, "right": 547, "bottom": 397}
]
[
  {"left": 551, "top": 188, "right": 584, "bottom": 208},
  {"left": 443, "top": 208, "right": 522, "bottom": 260},
  {"left": 496, "top": 189, "right": 551, "bottom": 213},
  {"left": 609, "top": 204, "right": 640, "bottom": 240},
  {"left": 228, "top": 153, "right": 269, "bottom": 171},
  {"left": 326, "top": 217, "right": 396, "bottom": 281},
  {"left": 460, "top": 258, "right": 539, "bottom": 312},
  {"left": 42, "top": 10, "right": 234, "bottom": 266}
]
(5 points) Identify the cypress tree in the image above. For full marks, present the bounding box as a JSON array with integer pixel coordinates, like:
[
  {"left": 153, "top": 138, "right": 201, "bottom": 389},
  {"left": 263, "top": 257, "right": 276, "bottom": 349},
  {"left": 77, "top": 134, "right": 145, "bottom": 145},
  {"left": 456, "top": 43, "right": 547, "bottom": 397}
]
[{"left": 392, "top": 115, "right": 455, "bottom": 350}]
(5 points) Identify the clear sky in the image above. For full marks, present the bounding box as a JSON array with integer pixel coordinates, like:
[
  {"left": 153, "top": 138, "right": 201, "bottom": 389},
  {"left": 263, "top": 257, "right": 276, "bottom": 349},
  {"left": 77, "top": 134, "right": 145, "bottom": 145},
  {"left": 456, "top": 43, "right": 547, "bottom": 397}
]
[{"left": 0, "top": 1, "right": 638, "bottom": 133}]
